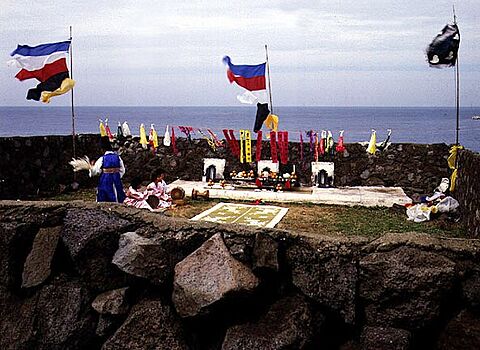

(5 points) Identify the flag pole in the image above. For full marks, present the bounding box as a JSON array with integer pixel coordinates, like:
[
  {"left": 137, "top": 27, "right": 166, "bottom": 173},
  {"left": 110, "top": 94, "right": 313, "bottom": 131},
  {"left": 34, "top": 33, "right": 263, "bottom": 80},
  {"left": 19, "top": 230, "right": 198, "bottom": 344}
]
[
  {"left": 69, "top": 26, "right": 76, "bottom": 158},
  {"left": 453, "top": 5, "right": 460, "bottom": 146},
  {"left": 265, "top": 44, "right": 274, "bottom": 114}
]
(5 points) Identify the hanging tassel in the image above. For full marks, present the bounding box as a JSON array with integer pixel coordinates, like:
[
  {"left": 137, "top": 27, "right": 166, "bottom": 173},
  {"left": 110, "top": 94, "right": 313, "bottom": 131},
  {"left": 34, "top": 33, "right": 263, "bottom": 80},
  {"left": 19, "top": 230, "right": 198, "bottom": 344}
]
[
  {"left": 139, "top": 123, "right": 148, "bottom": 149},
  {"left": 229, "top": 130, "right": 240, "bottom": 156},
  {"left": 336, "top": 130, "right": 346, "bottom": 153},
  {"left": 117, "top": 122, "right": 124, "bottom": 140},
  {"left": 377, "top": 129, "right": 392, "bottom": 151},
  {"left": 105, "top": 118, "right": 114, "bottom": 140},
  {"left": 319, "top": 130, "right": 326, "bottom": 155},
  {"left": 314, "top": 132, "right": 319, "bottom": 162},
  {"left": 122, "top": 121, "right": 132, "bottom": 137},
  {"left": 278, "top": 131, "right": 289, "bottom": 165},
  {"left": 99, "top": 119, "right": 107, "bottom": 137},
  {"left": 256, "top": 131, "right": 263, "bottom": 162},
  {"left": 198, "top": 128, "right": 216, "bottom": 151},
  {"left": 306, "top": 130, "right": 314, "bottom": 154},
  {"left": 366, "top": 129, "right": 377, "bottom": 154},
  {"left": 299, "top": 131, "right": 304, "bottom": 163},
  {"left": 163, "top": 125, "right": 171, "bottom": 146},
  {"left": 207, "top": 129, "right": 224, "bottom": 148},
  {"left": 149, "top": 124, "right": 158, "bottom": 153},
  {"left": 270, "top": 131, "right": 278, "bottom": 163},
  {"left": 171, "top": 126, "right": 178, "bottom": 155},
  {"left": 327, "top": 130, "right": 334, "bottom": 156}
]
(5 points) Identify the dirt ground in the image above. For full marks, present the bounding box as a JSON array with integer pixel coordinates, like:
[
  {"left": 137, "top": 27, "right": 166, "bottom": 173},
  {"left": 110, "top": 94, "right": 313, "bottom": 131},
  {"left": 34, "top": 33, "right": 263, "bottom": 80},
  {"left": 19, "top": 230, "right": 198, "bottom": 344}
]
[{"left": 45, "top": 188, "right": 465, "bottom": 238}]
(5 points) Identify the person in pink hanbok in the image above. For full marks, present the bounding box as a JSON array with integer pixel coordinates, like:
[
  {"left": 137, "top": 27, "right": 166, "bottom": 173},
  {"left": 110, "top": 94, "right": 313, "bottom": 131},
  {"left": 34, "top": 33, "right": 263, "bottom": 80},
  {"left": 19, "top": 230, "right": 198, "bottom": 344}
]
[
  {"left": 146, "top": 169, "right": 172, "bottom": 209},
  {"left": 124, "top": 177, "right": 153, "bottom": 211}
]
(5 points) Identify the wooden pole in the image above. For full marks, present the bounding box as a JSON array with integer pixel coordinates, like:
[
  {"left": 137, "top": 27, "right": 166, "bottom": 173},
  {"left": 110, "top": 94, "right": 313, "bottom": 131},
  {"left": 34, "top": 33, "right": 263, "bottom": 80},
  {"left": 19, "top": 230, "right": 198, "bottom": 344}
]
[
  {"left": 453, "top": 5, "right": 460, "bottom": 146},
  {"left": 265, "top": 45, "right": 273, "bottom": 114},
  {"left": 69, "top": 26, "right": 76, "bottom": 158}
]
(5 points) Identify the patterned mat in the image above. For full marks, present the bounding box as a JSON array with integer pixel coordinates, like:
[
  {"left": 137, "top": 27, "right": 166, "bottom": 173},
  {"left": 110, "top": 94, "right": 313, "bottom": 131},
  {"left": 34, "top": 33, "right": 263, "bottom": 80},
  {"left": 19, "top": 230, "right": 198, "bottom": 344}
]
[{"left": 191, "top": 202, "right": 289, "bottom": 228}]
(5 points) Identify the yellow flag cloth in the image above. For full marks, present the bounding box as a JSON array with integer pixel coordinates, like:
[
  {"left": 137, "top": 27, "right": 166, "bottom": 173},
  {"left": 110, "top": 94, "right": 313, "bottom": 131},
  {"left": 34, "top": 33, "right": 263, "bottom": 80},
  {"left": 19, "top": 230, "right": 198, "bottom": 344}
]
[
  {"left": 41, "top": 78, "right": 75, "bottom": 103},
  {"left": 447, "top": 145, "right": 464, "bottom": 169},
  {"left": 99, "top": 121, "right": 107, "bottom": 137},
  {"left": 140, "top": 124, "right": 148, "bottom": 149},
  {"left": 447, "top": 145, "right": 464, "bottom": 192},
  {"left": 149, "top": 125, "right": 159, "bottom": 148},
  {"left": 366, "top": 130, "right": 376, "bottom": 154},
  {"left": 264, "top": 114, "right": 279, "bottom": 132},
  {"left": 245, "top": 130, "right": 252, "bottom": 162},
  {"left": 239, "top": 130, "right": 245, "bottom": 163}
]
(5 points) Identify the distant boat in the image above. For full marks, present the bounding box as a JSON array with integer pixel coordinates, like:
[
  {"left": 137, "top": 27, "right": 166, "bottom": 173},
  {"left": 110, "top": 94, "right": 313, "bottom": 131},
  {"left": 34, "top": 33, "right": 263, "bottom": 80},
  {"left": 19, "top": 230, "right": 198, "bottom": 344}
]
[{"left": 473, "top": 115, "right": 480, "bottom": 120}]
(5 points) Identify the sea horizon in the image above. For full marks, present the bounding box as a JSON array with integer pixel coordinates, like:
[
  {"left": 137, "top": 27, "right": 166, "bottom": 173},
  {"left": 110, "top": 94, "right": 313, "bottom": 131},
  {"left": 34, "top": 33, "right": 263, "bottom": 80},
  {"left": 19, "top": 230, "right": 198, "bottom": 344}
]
[{"left": 1, "top": 105, "right": 479, "bottom": 152}]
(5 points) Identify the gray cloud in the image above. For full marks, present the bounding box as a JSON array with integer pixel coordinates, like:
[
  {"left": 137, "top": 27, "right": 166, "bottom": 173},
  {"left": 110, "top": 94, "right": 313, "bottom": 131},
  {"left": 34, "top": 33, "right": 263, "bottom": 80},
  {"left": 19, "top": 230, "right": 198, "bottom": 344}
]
[{"left": 1, "top": 0, "right": 479, "bottom": 106}]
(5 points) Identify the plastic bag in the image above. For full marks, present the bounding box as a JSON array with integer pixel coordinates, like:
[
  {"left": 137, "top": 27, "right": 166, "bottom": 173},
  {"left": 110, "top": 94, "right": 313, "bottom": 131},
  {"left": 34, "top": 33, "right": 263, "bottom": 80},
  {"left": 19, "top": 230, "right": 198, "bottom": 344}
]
[
  {"left": 406, "top": 204, "right": 435, "bottom": 223},
  {"left": 436, "top": 196, "right": 459, "bottom": 213}
]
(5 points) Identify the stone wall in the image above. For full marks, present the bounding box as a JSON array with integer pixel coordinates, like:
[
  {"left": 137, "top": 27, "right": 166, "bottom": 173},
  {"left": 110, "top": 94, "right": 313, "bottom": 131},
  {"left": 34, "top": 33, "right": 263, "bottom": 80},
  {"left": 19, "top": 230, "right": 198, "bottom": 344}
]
[
  {"left": 0, "top": 134, "right": 453, "bottom": 200},
  {"left": 1, "top": 201, "right": 479, "bottom": 350},
  {"left": 455, "top": 150, "right": 480, "bottom": 237}
]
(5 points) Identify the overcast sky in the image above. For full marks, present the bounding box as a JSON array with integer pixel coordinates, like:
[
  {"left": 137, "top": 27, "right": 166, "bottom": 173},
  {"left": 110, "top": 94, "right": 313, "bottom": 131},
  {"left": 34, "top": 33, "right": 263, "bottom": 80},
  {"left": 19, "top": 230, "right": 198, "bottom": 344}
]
[{"left": 1, "top": 0, "right": 479, "bottom": 107}]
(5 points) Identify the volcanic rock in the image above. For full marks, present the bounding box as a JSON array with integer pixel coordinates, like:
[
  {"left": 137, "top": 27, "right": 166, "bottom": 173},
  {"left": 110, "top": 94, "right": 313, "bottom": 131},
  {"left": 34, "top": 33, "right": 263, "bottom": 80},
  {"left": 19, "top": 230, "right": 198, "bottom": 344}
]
[
  {"left": 222, "top": 294, "right": 314, "bottom": 350},
  {"left": 172, "top": 233, "right": 259, "bottom": 317}
]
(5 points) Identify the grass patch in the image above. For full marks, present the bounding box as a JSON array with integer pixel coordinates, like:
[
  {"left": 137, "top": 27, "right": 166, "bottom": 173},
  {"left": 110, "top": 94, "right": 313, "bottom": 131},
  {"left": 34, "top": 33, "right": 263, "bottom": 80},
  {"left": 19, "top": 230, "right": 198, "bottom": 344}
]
[{"left": 39, "top": 188, "right": 466, "bottom": 238}]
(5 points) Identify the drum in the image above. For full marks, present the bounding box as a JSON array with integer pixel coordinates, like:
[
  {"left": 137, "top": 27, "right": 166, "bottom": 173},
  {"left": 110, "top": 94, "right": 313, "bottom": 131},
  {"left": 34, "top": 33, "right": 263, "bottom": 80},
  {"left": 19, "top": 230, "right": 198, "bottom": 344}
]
[{"left": 170, "top": 187, "right": 185, "bottom": 200}]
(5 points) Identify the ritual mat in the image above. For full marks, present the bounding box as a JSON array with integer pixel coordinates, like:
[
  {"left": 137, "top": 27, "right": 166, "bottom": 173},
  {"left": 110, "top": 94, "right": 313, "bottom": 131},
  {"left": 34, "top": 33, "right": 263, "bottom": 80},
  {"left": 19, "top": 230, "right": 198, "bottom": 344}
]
[{"left": 191, "top": 202, "right": 288, "bottom": 228}]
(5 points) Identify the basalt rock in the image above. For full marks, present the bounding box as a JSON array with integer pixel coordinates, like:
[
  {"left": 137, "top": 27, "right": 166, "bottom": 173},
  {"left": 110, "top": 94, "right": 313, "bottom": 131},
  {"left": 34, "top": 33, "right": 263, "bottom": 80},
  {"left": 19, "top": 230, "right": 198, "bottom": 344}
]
[
  {"left": 252, "top": 232, "right": 279, "bottom": 273},
  {"left": 36, "top": 277, "right": 96, "bottom": 350},
  {"left": 173, "top": 233, "right": 259, "bottom": 318},
  {"left": 359, "top": 326, "right": 411, "bottom": 350},
  {"left": 62, "top": 208, "right": 133, "bottom": 291},
  {"left": 92, "top": 287, "right": 130, "bottom": 315},
  {"left": 22, "top": 226, "right": 62, "bottom": 288},
  {"left": 0, "top": 286, "right": 39, "bottom": 350},
  {"left": 286, "top": 236, "right": 366, "bottom": 324},
  {"left": 437, "top": 309, "right": 480, "bottom": 350},
  {"left": 102, "top": 299, "right": 188, "bottom": 350},
  {"left": 359, "top": 246, "right": 456, "bottom": 330},
  {"left": 222, "top": 294, "right": 314, "bottom": 350}
]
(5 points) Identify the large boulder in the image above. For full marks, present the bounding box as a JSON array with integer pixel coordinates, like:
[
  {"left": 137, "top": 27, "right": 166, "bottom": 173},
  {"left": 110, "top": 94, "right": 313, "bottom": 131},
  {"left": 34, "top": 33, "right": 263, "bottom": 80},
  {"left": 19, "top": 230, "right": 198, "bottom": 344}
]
[
  {"left": 222, "top": 295, "right": 314, "bottom": 350},
  {"left": 359, "top": 246, "right": 456, "bottom": 330},
  {"left": 0, "top": 222, "right": 38, "bottom": 289},
  {"left": 102, "top": 299, "right": 188, "bottom": 350},
  {"left": 112, "top": 232, "right": 172, "bottom": 284},
  {"left": 92, "top": 287, "right": 130, "bottom": 315},
  {"left": 172, "top": 233, "right": 259, "bottom": 317},
  {"left": 437, "top": 309, "right": 480, "bottom": 350},
  {"left": 0, "top": 286, "right": 38, "bottom": 350},
  {"left": 36, "top": 277, "right": 97, "bottom": 349},
  {"left": 359, "top": 326, "right": 411, "bottom": 350},
  {"left": 22, "top": 226, "right": 62, "bottom": 288},
  {"left": 62, "top": 208, "right": 133, "bottom": 291},
  {"left": 286, "top": 236, "right": 363, "bottom": 324}
]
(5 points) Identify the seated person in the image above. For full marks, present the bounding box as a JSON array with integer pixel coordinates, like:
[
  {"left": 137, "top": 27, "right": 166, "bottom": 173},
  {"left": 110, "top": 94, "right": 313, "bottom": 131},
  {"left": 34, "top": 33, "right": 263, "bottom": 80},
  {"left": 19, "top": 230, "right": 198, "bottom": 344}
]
[
  {"left": 124, "top": 177, "right": 153, "bottom": 211},
  {"left": 147, "top": 169, "right": 172, "bottom": 209}
]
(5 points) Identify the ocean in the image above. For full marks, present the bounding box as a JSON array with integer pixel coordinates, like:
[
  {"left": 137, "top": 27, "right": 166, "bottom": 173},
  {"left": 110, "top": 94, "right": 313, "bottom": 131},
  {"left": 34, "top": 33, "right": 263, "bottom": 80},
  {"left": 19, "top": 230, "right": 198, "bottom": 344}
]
[{"left": 0, "top": 106, "right": 478, "bottom": 152}]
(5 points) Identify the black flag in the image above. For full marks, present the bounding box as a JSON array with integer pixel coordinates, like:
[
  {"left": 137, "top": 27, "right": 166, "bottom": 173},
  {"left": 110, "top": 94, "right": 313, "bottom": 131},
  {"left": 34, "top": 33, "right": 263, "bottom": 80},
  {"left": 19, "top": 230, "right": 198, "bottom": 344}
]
[
  {"left": 254, "top": 103, "right": 270, "bottom": 133},
  {"left": 426, "top": 24, "right": 460, "bottom": 68}
]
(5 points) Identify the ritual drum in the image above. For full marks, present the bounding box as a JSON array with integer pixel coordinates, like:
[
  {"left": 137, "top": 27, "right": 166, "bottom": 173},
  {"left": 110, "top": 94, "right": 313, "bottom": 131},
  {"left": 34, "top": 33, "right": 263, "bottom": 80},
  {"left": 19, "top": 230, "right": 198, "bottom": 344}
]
[{"left": 170, "top": 187, "right": 185, "bottom": 200}]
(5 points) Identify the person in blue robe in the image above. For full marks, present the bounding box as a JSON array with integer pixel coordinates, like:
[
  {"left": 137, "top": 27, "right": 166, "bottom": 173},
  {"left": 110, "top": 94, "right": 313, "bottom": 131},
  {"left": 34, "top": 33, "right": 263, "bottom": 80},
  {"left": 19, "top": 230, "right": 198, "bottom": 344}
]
[{"left": 89, "top": 136, "right": 126, "bottom": 203}]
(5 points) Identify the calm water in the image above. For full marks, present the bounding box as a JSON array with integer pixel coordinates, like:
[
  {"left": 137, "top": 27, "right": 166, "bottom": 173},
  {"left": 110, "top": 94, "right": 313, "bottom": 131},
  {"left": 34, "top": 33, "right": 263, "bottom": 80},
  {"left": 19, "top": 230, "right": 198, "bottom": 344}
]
[{"left": 0, "top": 106, "right": 478, "bottom": 151}]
